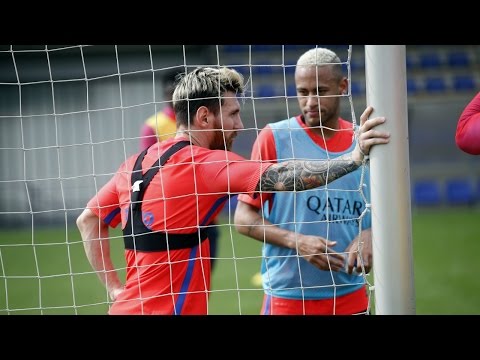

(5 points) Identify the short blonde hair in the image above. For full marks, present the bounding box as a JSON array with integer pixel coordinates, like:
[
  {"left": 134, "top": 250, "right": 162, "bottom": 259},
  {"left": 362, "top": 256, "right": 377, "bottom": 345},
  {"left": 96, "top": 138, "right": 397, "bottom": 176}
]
[
  {"left": 297, "top": 47, "right": 340, "bottom": 66},
  {"left": 296, "top": 47, "right": 343, "bottom": 80}
]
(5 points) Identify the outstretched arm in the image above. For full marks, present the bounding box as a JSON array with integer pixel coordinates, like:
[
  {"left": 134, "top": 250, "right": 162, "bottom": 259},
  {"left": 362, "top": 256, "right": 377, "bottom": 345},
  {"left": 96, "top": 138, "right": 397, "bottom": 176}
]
[
  {"left": 455, "top": 92, "right": 480, "bottom": 155},
  {"left": 257, "top": 106, "right": 389, "bottom": 192},
  {"left": 76, "top": 209, "right": 123, "bottom": 301}
]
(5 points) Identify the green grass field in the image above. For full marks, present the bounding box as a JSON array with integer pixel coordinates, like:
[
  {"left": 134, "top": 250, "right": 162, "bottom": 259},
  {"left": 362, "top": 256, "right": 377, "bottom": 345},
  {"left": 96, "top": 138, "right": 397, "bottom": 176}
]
[{"left": 0, "top": 207, "right": 479, "bottom": 315}]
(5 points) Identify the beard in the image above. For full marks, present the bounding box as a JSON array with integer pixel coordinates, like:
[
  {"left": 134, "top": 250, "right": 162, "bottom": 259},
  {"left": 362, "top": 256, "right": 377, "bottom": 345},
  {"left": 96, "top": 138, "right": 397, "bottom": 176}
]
[
  {"left": 211, "top": 128, "right": 234, "bottom": 151},
  {"left": 305, "top": 100, "right": 339, "bottom": 127}
]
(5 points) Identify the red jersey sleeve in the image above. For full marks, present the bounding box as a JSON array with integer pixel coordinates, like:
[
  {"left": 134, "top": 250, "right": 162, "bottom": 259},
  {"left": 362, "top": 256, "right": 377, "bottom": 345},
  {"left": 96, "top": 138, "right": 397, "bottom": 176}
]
[
  {"left": 456, "top": 92, "right": 480, "bottom": 155},
  {"left": 196, "top": 149, "right": 273, "bottom": 197},
  {"left": 86, "top": 172, "right": 123, "bottom": 228},
  {"left": 237, "top": 125, "right": 277, "bottom": 209}
]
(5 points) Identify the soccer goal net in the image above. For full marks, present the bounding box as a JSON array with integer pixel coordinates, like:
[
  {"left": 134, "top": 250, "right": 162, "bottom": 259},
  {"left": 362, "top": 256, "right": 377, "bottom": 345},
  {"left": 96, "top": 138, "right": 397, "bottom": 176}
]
[{"left": 0, "top": 45, "right": 409, "bottom": 315}]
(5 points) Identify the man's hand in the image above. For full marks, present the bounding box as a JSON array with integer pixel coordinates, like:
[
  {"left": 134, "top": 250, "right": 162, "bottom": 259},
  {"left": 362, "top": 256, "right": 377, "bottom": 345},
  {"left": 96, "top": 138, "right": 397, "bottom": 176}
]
[
  {"left": 296, "top": 234, "right": 345, "bottom": 272},
  {"left": 344, "top": 229, "right": 372, "bottom": 275},
  {"left": 109, "top": 286, "right": 124, "bottom": 302},
  {"left": 353, "top": 106, "right": 390, "bottom": 163}
]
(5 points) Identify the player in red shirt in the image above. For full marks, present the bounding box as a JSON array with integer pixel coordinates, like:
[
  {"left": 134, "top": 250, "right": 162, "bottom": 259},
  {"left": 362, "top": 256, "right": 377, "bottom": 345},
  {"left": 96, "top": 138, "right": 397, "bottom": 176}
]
[
  {"left": 76, "top": 66, "right": 390, "bottom": 315},
  {"left": 455, "top": 91, "right": 480, "bottom": 155},
  {"left": 139, "top": 69, "right": 221, "bottom": 272}
]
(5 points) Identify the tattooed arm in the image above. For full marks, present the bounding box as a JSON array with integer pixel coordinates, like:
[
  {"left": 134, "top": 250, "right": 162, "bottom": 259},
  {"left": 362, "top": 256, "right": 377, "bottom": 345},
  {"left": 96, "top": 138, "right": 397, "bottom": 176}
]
[
  {"left": 257, "top": 152, "right": 360, "bottom": 192},
  {"left": 236, "top": 107, "right": 389, "bottom": 271},
  {"left": 248, "top": 153, "right": 366, "bottom": 270},
  {"left": 257, "top": 107, "right": 390, "bottom": 192}
]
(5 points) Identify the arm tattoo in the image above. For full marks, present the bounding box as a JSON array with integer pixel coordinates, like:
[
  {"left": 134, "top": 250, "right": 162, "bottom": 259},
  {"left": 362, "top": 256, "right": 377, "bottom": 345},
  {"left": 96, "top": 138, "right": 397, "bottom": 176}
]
[{"left": 257, "top": 153, "right": 360, "bottom": 192}]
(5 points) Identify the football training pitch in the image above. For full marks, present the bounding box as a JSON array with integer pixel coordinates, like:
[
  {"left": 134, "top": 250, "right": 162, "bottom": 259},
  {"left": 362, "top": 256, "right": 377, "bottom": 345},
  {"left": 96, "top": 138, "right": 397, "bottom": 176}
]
[{"left": 0, "top": 207, "right": 478, "bottom": 315}]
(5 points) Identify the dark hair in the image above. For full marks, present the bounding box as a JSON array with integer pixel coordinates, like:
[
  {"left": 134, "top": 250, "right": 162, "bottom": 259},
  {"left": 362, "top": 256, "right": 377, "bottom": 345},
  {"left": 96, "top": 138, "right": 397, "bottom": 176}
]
[{"left": 160, "top": 68, "right": 184, "bottom": 100}]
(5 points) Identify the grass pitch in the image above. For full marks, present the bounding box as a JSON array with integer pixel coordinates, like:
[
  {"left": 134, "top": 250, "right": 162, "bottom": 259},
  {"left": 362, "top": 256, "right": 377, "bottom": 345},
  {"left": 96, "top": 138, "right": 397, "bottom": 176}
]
[{"left": 0, "top": 207, "right": 478, "bottom": 315}]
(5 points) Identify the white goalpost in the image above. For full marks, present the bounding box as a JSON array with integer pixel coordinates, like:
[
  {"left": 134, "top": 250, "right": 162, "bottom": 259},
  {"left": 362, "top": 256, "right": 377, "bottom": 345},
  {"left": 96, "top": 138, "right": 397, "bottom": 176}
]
[
  {"left": 365, "top": 45, "right": 415, "bottom": 314},
  {"left": 0, "top": 45, "right": 414, "bottom": 315}
]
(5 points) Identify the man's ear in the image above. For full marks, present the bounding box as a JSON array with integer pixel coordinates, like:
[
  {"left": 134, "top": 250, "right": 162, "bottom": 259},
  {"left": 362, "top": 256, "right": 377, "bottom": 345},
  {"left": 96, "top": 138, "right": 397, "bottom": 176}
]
[
  {"left": 195, "top": 106, "right": 210, "bottom": 128},
  {"left": 340, "top": 77, "right": 348, "bottom": 95}
]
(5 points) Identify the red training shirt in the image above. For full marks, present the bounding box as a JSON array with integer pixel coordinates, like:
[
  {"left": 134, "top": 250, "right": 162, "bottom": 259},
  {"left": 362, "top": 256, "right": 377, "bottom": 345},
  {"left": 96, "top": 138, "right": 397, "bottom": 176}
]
[{"left": 87, "top": 137, "right": 272, "bottom": 314}]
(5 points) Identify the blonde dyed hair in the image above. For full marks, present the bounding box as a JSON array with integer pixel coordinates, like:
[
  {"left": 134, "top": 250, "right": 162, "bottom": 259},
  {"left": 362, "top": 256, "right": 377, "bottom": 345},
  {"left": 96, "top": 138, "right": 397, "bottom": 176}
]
[
  {"left": 296, "top": 47, "right": 343, "bottom": 80},
  {"left": 173, "top": 67, "right": 245, "bottom": 126}
]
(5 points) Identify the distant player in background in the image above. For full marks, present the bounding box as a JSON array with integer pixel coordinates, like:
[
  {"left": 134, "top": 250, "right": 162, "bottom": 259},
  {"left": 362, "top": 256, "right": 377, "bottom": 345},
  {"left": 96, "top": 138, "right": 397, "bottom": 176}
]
[
  {"left": 455, "top": 91, "right": 480, "bottom": 155},
  {"left": 234, "top": 47, "right": 375, "bottom": 315},
  {"left": 139, "top": 68, "right": 219, "bottom": 269},
  {"left": 76, "top": 66, "right": 389, "bottom": 315},
  {"left": 139, "top": 69, "right": 179, "bottom": 150}
]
